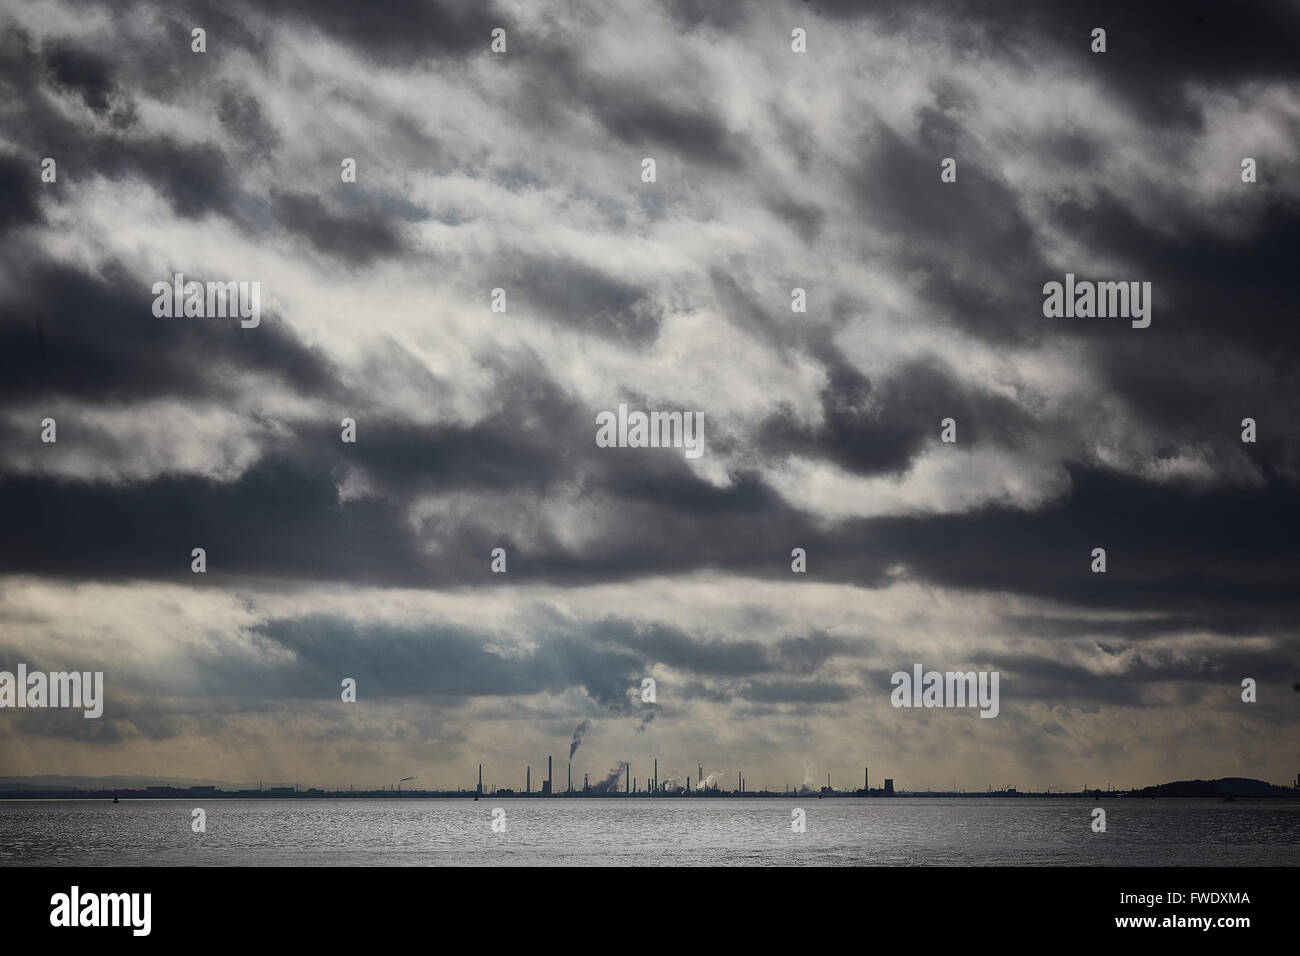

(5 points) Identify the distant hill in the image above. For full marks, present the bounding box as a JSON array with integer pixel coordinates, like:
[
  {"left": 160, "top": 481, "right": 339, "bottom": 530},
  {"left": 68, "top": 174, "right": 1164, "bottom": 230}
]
[{"left": 1132, "top": 777, "right": 1295, "bottom": 797}]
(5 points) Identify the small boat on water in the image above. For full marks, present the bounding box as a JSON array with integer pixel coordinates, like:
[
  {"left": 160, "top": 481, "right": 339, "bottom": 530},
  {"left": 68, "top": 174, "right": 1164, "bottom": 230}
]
[{"left": 112, "top": 793, "right": 119, "bottom": 804}]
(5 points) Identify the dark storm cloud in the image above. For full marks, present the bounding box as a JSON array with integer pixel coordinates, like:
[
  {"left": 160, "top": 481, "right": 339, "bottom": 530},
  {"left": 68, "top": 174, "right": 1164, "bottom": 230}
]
[
  {"left": 0, "top": 39, "right": 238, "bottom": 221},
  {"left": 1, "top": 15, "right": 409, "bottom": 242},
  {"left": 0, "top": 151, "right": 42, "bottom": 234},
  {"left": 313, "top": 408, "right": 570, "bottom": 499},
  {"left": 0, "top": 455, "right": 430, "bottom": 585},
  {"left": 0, "top": 260, "right": 1293, "bottom": 619},
  {"left": 128, "top": 136, "right": 240, "bottom": 218},
  {"left": 590, "top": 88, "right": 748, "bottom": 171},
  {"left": 263, "top": 0, "right": 502, "bottom": 65},
  {"left": 4, "top": 440, "right": 1297, "bottom": 634},
  {"left": 1049, "top": 195, "right": 1300, "bottom": 356},
  {"left": 51, "top": 0, "right": 497, "bottom": 68},
  {"left": 757, "top": 351, "right": 1037, "bottom": 476},
  {"left": 0, "top": 24, "right": 258, "bottom": 218},
  {"left": 0, "top": 259, "right": 337, "bottom": 405},
  {"left": 44, "top": 41, "right": 115, "bottom": 114},
  {"left": 812, "top": 0, "right": 1300, "bottom": 128},
  {"left": 1090, "top": 334, "right": 1300, "bottom": 481},
  {"left": 849, "top": 122, "right": 1047, "bottom": 345},
  {"left": 867, "top": 465, "right": 1300, "bottom": 613}
]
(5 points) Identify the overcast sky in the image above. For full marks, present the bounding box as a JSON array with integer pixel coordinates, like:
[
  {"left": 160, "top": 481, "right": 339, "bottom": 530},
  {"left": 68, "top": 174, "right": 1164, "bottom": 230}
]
[{"left": 1, "top": 0, "right": 1298, "bottom": 793}]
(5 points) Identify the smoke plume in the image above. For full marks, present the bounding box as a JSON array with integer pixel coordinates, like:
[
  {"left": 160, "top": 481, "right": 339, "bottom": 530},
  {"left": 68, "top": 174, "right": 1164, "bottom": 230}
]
[{"left": 568, "top": 720, "right": 590, "bottom": 760}]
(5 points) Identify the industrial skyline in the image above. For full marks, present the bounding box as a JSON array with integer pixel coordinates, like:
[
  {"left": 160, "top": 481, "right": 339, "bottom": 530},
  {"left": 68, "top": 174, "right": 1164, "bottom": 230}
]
[{"left": 5, "top": 758, "right": 1299, "bottom": 801}]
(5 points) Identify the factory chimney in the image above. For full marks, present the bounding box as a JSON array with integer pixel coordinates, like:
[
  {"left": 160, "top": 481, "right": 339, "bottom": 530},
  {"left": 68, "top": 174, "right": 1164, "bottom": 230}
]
[
  {"left": 654, "top": 758, "right": 658, "bottom": 794},
  {"left": 626, "top": 764, "right": 630, "bottom": 794},
  {"left": 865, "top": 766, "right": 868, "bottom": 792},
  {"left": 568, "top": 761, "right": 572, "bottom": 794},
  {"left": 477, "top": 764, "right": 483, "bottom": 797},
  {"left": 527, "top": 766, "right": 531, "bottom": 794}
]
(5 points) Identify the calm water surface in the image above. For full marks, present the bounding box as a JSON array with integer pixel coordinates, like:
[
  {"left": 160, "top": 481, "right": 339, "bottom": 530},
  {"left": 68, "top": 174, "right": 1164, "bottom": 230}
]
[{"left": 2, "top": 798, "right": 1297, "bottom": 866}]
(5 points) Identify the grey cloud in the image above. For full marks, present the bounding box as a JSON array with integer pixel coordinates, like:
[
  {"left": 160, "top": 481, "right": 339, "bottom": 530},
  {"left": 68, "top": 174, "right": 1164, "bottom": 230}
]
[{"left": 271, "top": 189, "right": 406, "bottom": 265}]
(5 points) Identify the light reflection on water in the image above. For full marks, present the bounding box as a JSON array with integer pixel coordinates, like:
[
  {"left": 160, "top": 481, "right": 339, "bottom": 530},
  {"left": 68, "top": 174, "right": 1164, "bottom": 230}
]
[{"left": 2, "top": 798, "right": 1297, "bottom": 866}]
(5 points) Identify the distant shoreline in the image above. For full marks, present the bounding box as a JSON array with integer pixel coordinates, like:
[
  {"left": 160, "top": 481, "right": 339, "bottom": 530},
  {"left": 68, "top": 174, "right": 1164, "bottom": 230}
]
[{"left": 4, "top": 787, "right": 1298, "bottom": 801}]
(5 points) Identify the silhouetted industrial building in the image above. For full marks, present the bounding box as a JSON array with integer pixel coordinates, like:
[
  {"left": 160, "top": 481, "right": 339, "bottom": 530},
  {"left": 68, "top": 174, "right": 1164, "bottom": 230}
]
[{"left": 884, "top": 778, "right": 894, "bottom": 795}]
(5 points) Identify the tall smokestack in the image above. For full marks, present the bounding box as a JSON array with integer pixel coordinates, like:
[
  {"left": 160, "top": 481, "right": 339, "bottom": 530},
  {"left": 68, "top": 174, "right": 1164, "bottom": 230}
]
[
  {"left": 654, "top": 758, "right": 658, "bottom": 794},
  {"left": 865, "top": 766, "right": 868, "bottom": 792},
  {"left": 568, "top": 761, "right": 571, "bottom": 794},
  {"left": 477, "top": 764, "right": 483, "bottom": 797},
  {"left": 738, "top": 771, "right": 741, "bottom": 793},
  {"left": 527, "top": 766, "right": 531, "bottom": 794},
  {"left": 626, "top": 764, "right": 630, "bottom": 794}
]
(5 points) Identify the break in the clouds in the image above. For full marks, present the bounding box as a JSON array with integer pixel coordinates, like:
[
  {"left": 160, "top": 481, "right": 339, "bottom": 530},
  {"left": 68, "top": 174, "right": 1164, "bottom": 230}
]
[{"left": 0, "top": 0, "right": 1297, "bottom": 791}]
